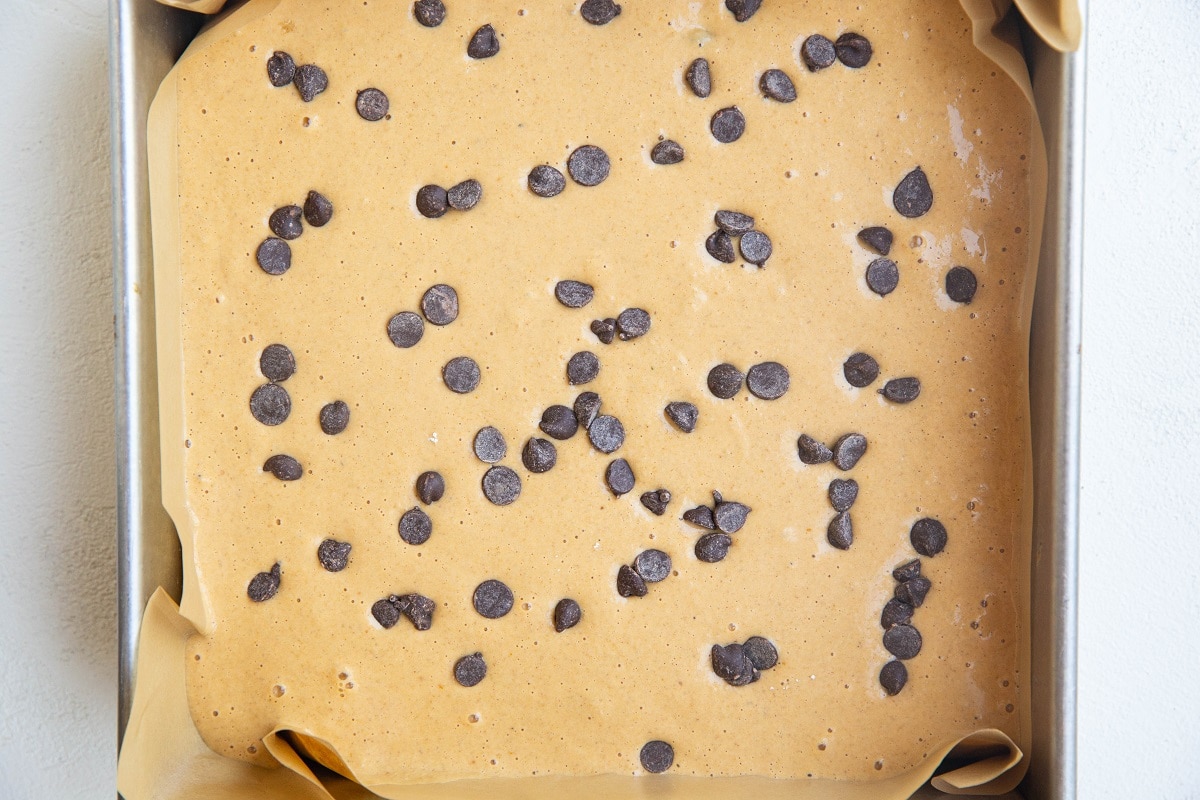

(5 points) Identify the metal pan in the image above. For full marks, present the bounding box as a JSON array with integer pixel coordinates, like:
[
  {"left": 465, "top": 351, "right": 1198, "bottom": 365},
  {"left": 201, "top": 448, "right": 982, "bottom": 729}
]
[{"left": 112, "top": 2, "right": 1084, "bottom": 796}]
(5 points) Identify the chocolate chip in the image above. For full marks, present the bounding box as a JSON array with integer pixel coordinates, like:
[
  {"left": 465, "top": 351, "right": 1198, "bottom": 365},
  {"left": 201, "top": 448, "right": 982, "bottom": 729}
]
[
  {"left": 605, "top": 458, "right": 635, "bottom": 496},
  {"left": 421, "top": 284, "right": 459, "bottom": 325},
  {"left": 634, "top": 549, "right": 672, "bottom": 583},
  {"left": 259, "top": 344, "right": 295, "bottom": 382},
  {"left": 416, "top": 184, "right": 449, "bottom": 218},
  {"left": 832, "top": 433, "right": 867, "bottom": 470},
  {"left": 893, "top": 559, "right": 921, "bottom": 582},
  {"left": 684, "top": 505, "right": 716, "bottom": 530},
  {"left": 398, "top": 507, "right": 433, "bottom": 545},
  {"left": 746, "top": 361, "right": 789, "bottom": 399},
  {"left": 685, "top": 58, "right": 712, "bottom": 98},
  {"left": 910, "top": 518, "right": 947, "bottom": 556},
  {"left": 555, "top": 280, "right": 595, "bottom": 308},
  {"left": 574, "top": 392, "right": 601, "bottom": 429},
  {"left": 651, "top": 139, "right": 685, "bottom": 165},
  {"left": 835, "top": 32, "right": 873, "bottom": 68},
  {"left": 800, "top": 34, "right": 836, "bottom": 70},
  {"left": 883, "top": 624, "right": 922, "bottom": 660},
  {"left": 695, "top": 532, "right": 731, "bottom": 562},
  {"left": 319, "top": 400, "right": 350, "bottom": 435},
  {"left": 250, "top": 383, "right": 291, "bottom": 426},
  {"left": 714, "top": 500, "right": 750, "bottom": 534},
  {"left": 880, "top": 660, "right": 908, "bottom": 695},
  {"left": 705, "top": 230, "right": 736, "bottom": 263},
  {"left": 707, "top": 363, "right": 744, "bottom": 399},
  {"left": 946, "top": 266, "right": 978, "bottom": 303},
  {"left": 473, "top": 579, "right": 514, "bottom": 618},
  {"left": 882, "top": 377, "right": 921, "bottom": 403},
  {"left": 397, "top": 592, "right": 435, "bottom": 630},
  {"left": 264, "top": 454, "right": 302, "bottom": 481},
  {"left": 269, "top": 205, "right": 304, "bottom": 240},
  {"left": 715, "top": 210, "right": 755, "bottom": 235},
  {"left": 590, "top": 318, "right": 617, "bottom": 343},
  {"left": 580, "top": 0, "right": 621, "bottom": 25},
  {"left": 467, "top": 24, "right": 500, "bottom": 58},
  {"left": 473, "top": 426, "right": 507, "bottom": 463},
  {"left": 739, "top": 231, "right": 773, "bottom": 266},
  {"left": 522, "top": 437, "right": 557, "bottom": 474},
  {"left": 857, "top": 226, "right": 893, "bottom": 255},
  {"left": 895, "top": 576, "right": 931, "bottom": 608},
  {"left": 640, "top": 489, "right": 671, "bottom": 515},
  {"left": 827, "top": 511, "right": 853, "bottom": 549},
  {"left": 539, "top": 405, "right": 578, "bottom": 440},
  {"left": 317, "top": 539, "right": 351, "bottom": 572},
  {"left": 843, "top": 352, "right": 879, "bottom": 388},
  {"left": 567, "top": 351, "right": 600, "bottom": 385},
  {"left": 371, "top": 597, "right": 401, "bottom": 628},
  {"left": 893, "top": 167, "right": 933, "bottom": 218},
  {"left": 528, "top": 165, "right": 566, "bottom": 197},
  {"left": 866, "top": 258, "right": 899, "bottom": 296},
  {"left": 447, "top": 179, "right": 483, "bottom": 210},
  {"left": 387, "top": 311, "right": 425, "bottom": 348},
  {"left": 413, "top": 0, "right": 446, "bottom": 27},
  {"left": 743, "top": 636, "right": 778, "bottom": 670},
  {"left": 443, "top": 356, "right": 481, "bottom": 393},
  {"left": 664, "top": 401, "right": 698, "bottom": 433},
  {"left": 554, "top": 598, "right": 582, "bottom": 632},
  {"left": 267, "top": 51, "right": 296, "bottom": 87},
  {"left": 640, "top": 740, "right": 675, "bottom": 774},
  {"left": 416, "top": 471, "right": 445, "bottom": 504},
  {"left": 293, "top": 64, "right": 328, "bottom": 102},
  {"left": 710, "top": 107, "right": 746, "bottom": 143},
  {"left": 454, "top": 653, "right": 487, "bottom": 686},
  {"left": 880, "top": 598, "right": 914, "bottom": 630},
  {"left": 828, "top": 478, "right": 858, "bottom": 512},
  {"left": 303, "top": 190, "right": 333, "bottom": 227},
  {"left": 256, "top": 238, "right": 292, "bottom": 275},
  {"left": 567, "top": 145, "right": 611, "bottom": 187},
  {"left": 724, "top": 0, "right": 761, "bottom": 22},
  {"left": 247, "top": 563, "right": 281, "bottom": 602},
  {"left": 711, "top": 643, "right": 756, "bottom": 685},
  {"left": 797, "top": 434, "right": 833, "bottom": 465},
  {"left": 356, "top": 88, "right": 389, "bottom": 121},
  {"left": 617, "top": 308, "right": 651, "bottom": 340},
  {"left": 616, "top": 564, "right": 648, "bottom": 597},
  {"left": 759, "top": 69, "right": 797, "bottom": 102},
  {"left": 482, "top": 465, "right": 522, "bottom": 505}
]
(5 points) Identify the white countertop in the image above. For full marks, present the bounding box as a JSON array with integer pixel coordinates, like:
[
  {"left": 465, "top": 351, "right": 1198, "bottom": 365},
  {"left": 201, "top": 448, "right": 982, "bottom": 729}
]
[{"left": 0, "top": 1, "right": 1196, "bottom": 797}]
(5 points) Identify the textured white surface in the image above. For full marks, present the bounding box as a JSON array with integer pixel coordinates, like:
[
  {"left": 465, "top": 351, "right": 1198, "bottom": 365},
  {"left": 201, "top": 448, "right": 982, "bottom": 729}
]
[{"left": 0, "top": 0, "right": 1197, "bottom": 798}]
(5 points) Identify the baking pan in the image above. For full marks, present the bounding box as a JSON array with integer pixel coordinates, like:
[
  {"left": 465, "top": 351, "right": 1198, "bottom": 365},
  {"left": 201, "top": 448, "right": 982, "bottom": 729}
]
[{"left": 112, "top": 2, "right": 1084, "bottom": 796}]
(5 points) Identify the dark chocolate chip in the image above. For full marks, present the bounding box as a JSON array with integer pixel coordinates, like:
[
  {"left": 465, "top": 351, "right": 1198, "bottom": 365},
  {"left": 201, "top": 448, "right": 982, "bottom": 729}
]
[
  {"left": 590, "top": 318, "right": 617, "bottom": 343},
  {"left": 293, "top": 64, "right": 328, "bottom": 102},
  {"left": 880, "top": 598, "right": 914, "bottom": 630},
  {"left": 883, "top": 624, "right": 922, "bottom": 660},
  {"left": 539, "top": 405, "right": 579, "bottom": 440},
  {"left": 832, "top": 433, "right": 867, "bottom": 471},
  {"left": 482, "top": 465, "right": 522, "bottom": 505},
  {"left": 303, "top": 191, "right": 333, "bottom": 227},
  {"left": 319, "top": 400, "right": 350, "bottom": 435},
  {"left": 387, "top": 311, "right": 425, "bottom": 348},
  {"left": 827, "top": 511, "right": 853, "bottom": 549},
  {"left": 605, "top": 458, "right": 635, "bottom": 496},
  {"left": 467, "top": 24, "right": 500, "bottom": 58},
  {"left": 588, "top": 414, "right": 625, "bottom": 453},
  {"left": 398, "top": 507, "right": 433, "bottom": 545},
  {"left": 574, "top": 392, "right": 601, "bottom": 429},
  {"left": 555, "top": 280, "right": 595, "bottom": 308},
  {"left": 695, "top": 532, "right": 731, "bottom": 562},
  {"left": 685, "top": 57, "right": 712, "bottom": 98},
  {"left": 616, "top": 564, "right": 648, "bottom": 597},
  {"left": 634, "top": 549, "right": 672, "bottom": 583},
  {"left": 684, "top": 505, "right": 716, "bottom": 530},
  {"left": 910, "top": 518, "right": 947, "bottom": 557},
  {"left": 743, "top": 636, "right": 779, "bottom": 670},
  {"left": 267, "top": 51, "right": 296, "bottom": 87},
  {"left": 416, "top": 184, "right": 449, "bottom": 218},
  {"left": 317, "top": 539, "right": 351, "bottom": 572},
  {"left": 893, "top": 167, "right": 933, "bottom": 218},
  {"left": 454, "top": 653, "right": 487, "bottom": 686},
  {"left": 447, "top": 179, "right": 483, "bottom": 210},
  {"left": 705, "top": 230, "right": 736, "bottom": 263},
  {"left": 567, "top": 145, "right": 611, "bottom": 187},
  {"left": 413, "top": 0, "right": 446, "bottom": 27},
  {"left": 746, "top": 361, "right": 789, "bottom": 399},
  {"left": 397, "top": 592, "right": 436, "bottom": 630},
  {"left": 554, "top": 598, "right": 582, "bottom": 632},
  {"left": 269, "top": 205, "right": 304, "bottom": 240},
  {"left": 759, "top": 69, "right": 797, "bottom": 102},
  {"left": 892, "top": 559, "right": 921, "bottom": 583},
  {"left": 707, "top": 363, "right": 744, "bottom": 399},
  {"left": 881, "top": 377, "right": 921, "bottom": 404},
  {"left": 714, "top": 500, "right": 750, "bottom": 534},
  {"left": 617, "top": 308, "right": 651, "bottom": 340},
  {"left": 711, "top": 643, "right": 756, "bottom": 685},
  {"left": 640, "top": 489, "right": 671, "bottom": 516},
  {"left": 415, "top": 471, "right": 445, "bottom": 504},
  {"left": 247, "top": 563, "right": 281, "bottom": 602},
  {"left": 528, "top": 165, "right": 566, "bottom": 197},
  {"left": 372, "top": 597, "right": 401, "bottom": 628},
  {"left": 421, "top": 284, "right": 459, "bottom": 325},
  {"left": 259, "top": 344, "right": 296, "bottom": 382},
  {"left": 442, "top": 356, "right": 481, "bottom": 393},
  {"left": 250, "top": 383, "right": 291, "bottom": 426},
  {"left": 834, "top": 32, "right": 873, "bottom": 68},
  {"left": 797, "top": 434, "right": 833, "bottom": 465},
  {"left": 714, "top": 210, "right": 755, "bottom": 235},
  {"left": 880, "top": 660, "right": 908, "bottom": 695},
  {"left": 843, "top": 352, "right": 880, "bottom": 388},
  {"left": 356, "top": 88, "right": 389, "bottom": 121},
  {"left": 580, "top": 0, "right": 621, "bottom": 25},
  {"left": 800, "top": 34, "right": 836, "bottom": 71},
  {"left": 651, "top": 139, "right": 685, "bottom": 165},
  {"left": 256, "top": 238, "right": 292, "bottom": 275},
  {"left": 710, "top": 106, "right": 746, "bottom": 143},
  {"left": 828, "top": 478, "right": 859, "bottom": 512},
  {"left": 522, "top": 437, "right": 558, "bottom": 474},
  {"left": 946, "top": 266, "right": 978, "bottom": 303},
  {"left": 473, "top": 426, "right": 507, "bottom": 463},
  {"left": 895, "top": 576, "right": 931, "bottom": 608},
  {"left": 567, "top": 351, "right": 600, "bottom": 385},
  {"left": 724, "top": 0, "right": 762, "bottom": 22},
  {"left": 640, "top": 740, "right": 675, "bottom": 774},
  {"left": 857, "top": 226, "right": 893, "bottom": 255},
  {"left": 866, "top": 258, "right": 900, "bottom": 296},
  {"left": 473, "top": 579, "right": 514, "bottom": 619},
  {"left": 739, "top": 231, "right": 773, "bottom": 266},
  {"left": 665, "top": 401, "right": 698, "bottom": 433}
]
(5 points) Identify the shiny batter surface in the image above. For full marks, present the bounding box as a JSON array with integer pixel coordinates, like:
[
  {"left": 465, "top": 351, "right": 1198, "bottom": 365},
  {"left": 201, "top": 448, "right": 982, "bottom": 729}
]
[{"left": 155, "top": 0, "right": 1034, "bottom": 787}]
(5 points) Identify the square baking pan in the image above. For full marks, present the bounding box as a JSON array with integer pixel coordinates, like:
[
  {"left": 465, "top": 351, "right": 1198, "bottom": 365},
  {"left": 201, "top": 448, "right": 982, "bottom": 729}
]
[{"left": 112, "top": 1, "right": 1084, "bottom": 796}]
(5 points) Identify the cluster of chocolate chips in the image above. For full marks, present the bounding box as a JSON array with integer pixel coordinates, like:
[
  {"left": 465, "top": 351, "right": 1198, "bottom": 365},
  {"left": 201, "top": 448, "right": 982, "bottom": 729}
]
[
  {"left": 265, "top": 50, "right": 327, "bottom": 102},
  {"left": 528, "top": 145, "right": 612, "bottom": 197},
  {"left": 416, "top": 180, "right": 483, "bottom": 218},
  {"left": 616, "top": 549, "right": 673, "bottom": 598},
  {"left": 592, "top": 309, "right": 651, "bottom": 345},
  {"left": 877, "top": 519, "right": 949, "bottom": 695},
  {"left": 472, "top": 426, "right": 522, "bottom": 506},
  {"left": 398, "top": 470, "right": 445, "bottom": 545},
  {"left": 705, "top": 209, "right": 773, "bottom": 267},
  {"left": 799, "top": 33, "right": 873, "bottom": 71},
  {"left": 371, "top": 592, "right": 436, "bottom": 631},
  {"left": 796, "top": 432, "right": 868, "bottom": 549},
  {"left": 707, "top": 361, "right": 790, "bottom": 400},
  {"left": 710, "top": 635, "right": 779, "bottom": 686},
  {"left": 684, "top": 491, "right": 751, "bottom": 563},
  {"left": 255, "top": 191, "right": 334, "bottom": 276},
  {"left": 841, "top": 351, "right": 922, "bottom": 405}
]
